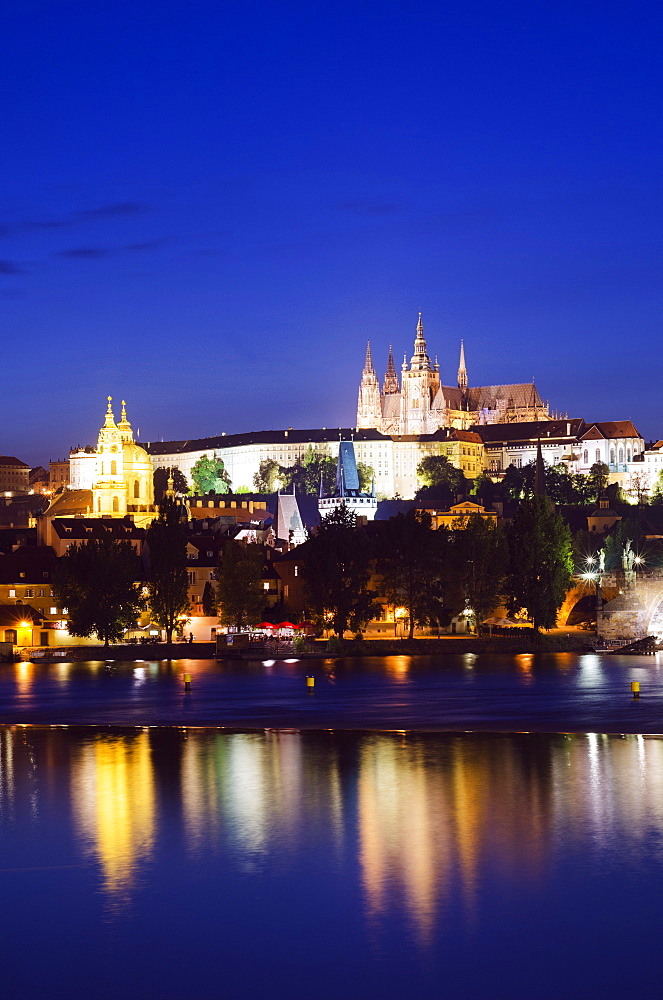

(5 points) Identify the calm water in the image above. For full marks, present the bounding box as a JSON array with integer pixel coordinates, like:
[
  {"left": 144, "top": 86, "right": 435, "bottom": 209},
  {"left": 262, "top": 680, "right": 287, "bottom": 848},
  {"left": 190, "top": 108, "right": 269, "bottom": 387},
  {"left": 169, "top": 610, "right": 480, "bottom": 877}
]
[
  {"left": 2, "top": 652, "right": 663, "bottom": 731},
  {"left": 2, "top": 726, "right": 663, "bottom": 999}
]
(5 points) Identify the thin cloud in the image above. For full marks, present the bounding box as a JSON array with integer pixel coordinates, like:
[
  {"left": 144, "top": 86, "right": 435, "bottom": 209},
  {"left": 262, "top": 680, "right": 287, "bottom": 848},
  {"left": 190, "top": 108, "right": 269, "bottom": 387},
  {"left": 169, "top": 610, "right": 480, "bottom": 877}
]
[
  {"left": 0, "top": 259, "right": 24, "bottom": 274},
  {"left": 57, "top": 247, "right": 111, "bottom": 258},
  {"left": 0, "top": 202, "right": 149, "bottom": 238}
]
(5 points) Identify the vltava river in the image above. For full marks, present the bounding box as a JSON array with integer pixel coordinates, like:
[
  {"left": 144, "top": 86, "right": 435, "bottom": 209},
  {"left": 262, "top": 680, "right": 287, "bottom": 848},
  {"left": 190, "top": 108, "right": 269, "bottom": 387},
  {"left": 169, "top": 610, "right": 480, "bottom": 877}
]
[{"left": 1, "top": 726, "right": 663, "bottom": 998}]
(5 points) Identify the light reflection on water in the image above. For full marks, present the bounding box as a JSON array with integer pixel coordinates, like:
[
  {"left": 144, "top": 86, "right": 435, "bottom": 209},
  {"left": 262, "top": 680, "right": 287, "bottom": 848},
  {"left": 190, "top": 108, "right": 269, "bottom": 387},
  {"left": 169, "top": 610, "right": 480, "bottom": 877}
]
[{"left": 3, "top": 727, "right": 663, "bottom": 996}]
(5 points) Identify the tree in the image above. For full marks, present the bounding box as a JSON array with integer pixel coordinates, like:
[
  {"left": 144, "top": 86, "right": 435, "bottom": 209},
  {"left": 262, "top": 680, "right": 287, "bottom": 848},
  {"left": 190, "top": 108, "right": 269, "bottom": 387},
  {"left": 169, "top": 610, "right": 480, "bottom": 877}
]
[
  {"left": 145, "top": 499, "right": 190, "bottom": 644},
  {"left": 153, "top": 466, "right": 189, "bottom": 502},
  {"left": 215, "top": 541, "right": 265, "bottom": 630},
  {"left": 651, "top": 469, "right": 663, "bottom": 506},
  {"left": 603, "top": 517, "right": 645, "bottom": 571},
  {"left": 285, "top": 446, "right": 336, "bottom": 495},
  {"left": 357, "top": 462, "right": 375, "bottom": 493},
  {"left": 472, "top": 471, "right": 497, "bottom": 508},
  {"left": 416, "top": 455, "right": 465, "bottom": 493},
  {"left": 302, "top": 505, "right": 377, "bottom": 638},
  {"left": 52, "top": 537, "right": 144, "bottom": 647},
  {"left": 253, "top": 459, "right": 284, "bottom": 494},
  {"left": 585, "top": 462, "right": 609, "bottom": 504},
  {"left": 502, "top": 462, "right": 535, "bottom": 502},
  {"left": 451, "top": 514, "right": 507, "bottom": 628},
  {"left": 505, "top": 497, "right": 573, "bottom": 631},
  {"left": 191, "top": 454, "right": 232, "bottom": 494},
  {"left": 377, "top": 509, "right": 445, "bottom": 639}
]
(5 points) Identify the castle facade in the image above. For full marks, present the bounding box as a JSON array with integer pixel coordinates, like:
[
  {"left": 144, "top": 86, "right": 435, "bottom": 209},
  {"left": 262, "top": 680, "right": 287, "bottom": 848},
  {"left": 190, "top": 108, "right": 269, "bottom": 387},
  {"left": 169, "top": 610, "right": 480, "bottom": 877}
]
[{"left": 357, "top": 313, "right": 549, "bottom": 435}]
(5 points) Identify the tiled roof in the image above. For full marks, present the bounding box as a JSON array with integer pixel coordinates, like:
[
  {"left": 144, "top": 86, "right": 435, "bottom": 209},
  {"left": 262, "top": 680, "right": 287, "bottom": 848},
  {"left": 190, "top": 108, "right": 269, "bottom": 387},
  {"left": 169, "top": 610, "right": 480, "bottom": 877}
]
[
  {"left": 581, "top": 421, "right": 642, "bottom": 440},
  {"left": 145, "top": 427, "right": 392, "bottom": 456},
  {"left": 45, "top": 490, "right": 93, "bottom": 516},
  {"left": 475, "top": 419, "right": 586, "bottom": 444},
  {"left": 51, "top": 518, "right": 145, "bottom": 540},
  {"left": 0, "top": 456, "right": 29, "bottom": 468},
  {"left": 467, "top": 383, "right": 544, "bottom": 410}
]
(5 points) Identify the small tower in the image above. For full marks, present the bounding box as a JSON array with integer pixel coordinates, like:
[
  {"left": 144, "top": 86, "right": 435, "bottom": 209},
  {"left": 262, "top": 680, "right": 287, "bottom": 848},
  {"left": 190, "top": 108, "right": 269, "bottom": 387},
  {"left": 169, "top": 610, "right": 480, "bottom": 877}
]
[
  {"left": 165, "top": 468, "right": 176, "bottom": 500},
  {"left": 117, "top": 400, "right": 134, "bottom": 444},
  {"left": 92, "top": 397, "right": 127, "bottom": 517},
  {"left": 356, "top": 340, "right": 382, "bottom": 430},
  {"left": 383, "top": 345, "right": 399, "bottom": 394},
  {"left": 457, "top": 340, "right": 468, "bottom": 391}
]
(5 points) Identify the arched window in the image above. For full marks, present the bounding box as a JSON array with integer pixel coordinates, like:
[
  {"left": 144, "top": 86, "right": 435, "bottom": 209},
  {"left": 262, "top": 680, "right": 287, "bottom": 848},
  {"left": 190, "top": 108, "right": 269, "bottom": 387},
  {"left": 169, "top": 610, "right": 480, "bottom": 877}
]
[
  {"left": 134, "top": 480, "right": 140, "bottom": 499},
  {"left": 112, "top": 496, "right": 119, "bottom": 513},
  {"left": 583, "top": 450, "right": 588, "bottom": 464},
  {"left": 110, "top": 461, "right": 117, "bottom": 476},
  {"left": 627, "top": 448, "right": 631, "bottom": 462},
  {"left": 610, "top": 449, "right": 615, "bottom": 465},
  {"left": 618, "top": 447, "right": 624, "bottom": 464}
]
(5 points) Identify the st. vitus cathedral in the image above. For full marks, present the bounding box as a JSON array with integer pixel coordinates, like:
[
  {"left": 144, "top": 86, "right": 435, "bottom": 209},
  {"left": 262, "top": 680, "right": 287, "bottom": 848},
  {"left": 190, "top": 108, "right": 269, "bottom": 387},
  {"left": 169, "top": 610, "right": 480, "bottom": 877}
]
[{"left": 356, "top": 313, "right": 549, "bottom": 435}]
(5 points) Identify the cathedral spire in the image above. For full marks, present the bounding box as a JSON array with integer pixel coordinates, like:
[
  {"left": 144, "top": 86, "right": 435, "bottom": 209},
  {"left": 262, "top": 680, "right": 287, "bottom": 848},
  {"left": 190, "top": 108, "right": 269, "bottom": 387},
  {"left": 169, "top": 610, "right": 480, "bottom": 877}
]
[
  {"left": 363, "top": 340, "right": 376, "bottom": 375},
  {"left": 457, "top": 340, "right": 468, "bottom": 390},
  {"left": 410, "top": 311, "right": 431, "bottom": 371},
  {"left": 117, "top": 399, "right": 134, "bottom": 443},
  {"left": 383, "top": 344, "right": 399, "bottom": 394}
]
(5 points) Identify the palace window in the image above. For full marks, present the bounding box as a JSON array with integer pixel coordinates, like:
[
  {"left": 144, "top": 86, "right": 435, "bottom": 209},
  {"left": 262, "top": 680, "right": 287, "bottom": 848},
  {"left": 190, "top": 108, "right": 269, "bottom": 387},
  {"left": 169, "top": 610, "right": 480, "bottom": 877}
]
[
  {"left": 134, "top": 480, "right": 140, "bottom": 498},
  {"left": 112, "top": 496, "right": 119, "bottom": 512},
  {"left": 111, "top": 461, "right": 117, "bottom": 476}
]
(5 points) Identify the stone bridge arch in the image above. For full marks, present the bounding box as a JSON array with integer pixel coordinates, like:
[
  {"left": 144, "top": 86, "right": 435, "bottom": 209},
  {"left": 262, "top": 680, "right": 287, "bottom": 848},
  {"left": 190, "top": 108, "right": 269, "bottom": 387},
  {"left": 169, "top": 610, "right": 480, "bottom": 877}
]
[{"left": 558, "top": 574, "right": 619, "bottom": 627}]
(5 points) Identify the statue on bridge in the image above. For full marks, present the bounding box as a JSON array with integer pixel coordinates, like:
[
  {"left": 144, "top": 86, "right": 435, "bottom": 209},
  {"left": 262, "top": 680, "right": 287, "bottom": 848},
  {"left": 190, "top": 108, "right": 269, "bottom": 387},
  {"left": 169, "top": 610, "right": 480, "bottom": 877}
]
[{"left": 622, "top": 539, "right": 636, "bottom": 590}]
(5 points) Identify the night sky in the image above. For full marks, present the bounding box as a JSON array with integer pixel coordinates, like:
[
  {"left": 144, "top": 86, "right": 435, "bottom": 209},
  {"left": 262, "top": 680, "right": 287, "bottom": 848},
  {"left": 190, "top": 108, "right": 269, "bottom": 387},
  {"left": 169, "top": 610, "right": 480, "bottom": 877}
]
[{"left": 2, "top": 0, "right": 662, "bottom": 466}]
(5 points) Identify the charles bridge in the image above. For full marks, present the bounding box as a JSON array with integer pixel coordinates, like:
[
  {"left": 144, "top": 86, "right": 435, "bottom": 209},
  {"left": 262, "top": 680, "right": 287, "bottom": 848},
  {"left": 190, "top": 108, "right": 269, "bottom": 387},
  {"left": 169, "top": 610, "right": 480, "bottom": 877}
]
[{"left": 560, "top": 569, "right": 663, "bottom": 641}]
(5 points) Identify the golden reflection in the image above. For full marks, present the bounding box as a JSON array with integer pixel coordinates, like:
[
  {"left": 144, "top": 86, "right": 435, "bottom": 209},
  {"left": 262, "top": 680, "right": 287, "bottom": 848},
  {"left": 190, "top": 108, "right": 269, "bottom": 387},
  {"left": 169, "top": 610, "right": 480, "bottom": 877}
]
[
  {"left": 14, "top": 661, "right": 34, "bottom": 696},
  {"left": 72, "top": 732, "right": 155, "bottom": 903},
  {"left": 516, "top": 653, "right": 533, "bottom": 683},
  {"left": 386, "top": 655, "right": 411, "bottom": 679}
]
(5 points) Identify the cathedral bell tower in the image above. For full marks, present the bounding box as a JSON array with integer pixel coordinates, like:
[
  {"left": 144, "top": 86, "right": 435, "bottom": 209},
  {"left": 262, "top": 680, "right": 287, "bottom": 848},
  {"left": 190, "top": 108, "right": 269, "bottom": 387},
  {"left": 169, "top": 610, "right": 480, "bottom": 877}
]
[
  {"left": 356, "top": 341, "right": 382, "bottom": 429},
  {"left": 400, "top": 313, "right": 440, "bottom": 434}
]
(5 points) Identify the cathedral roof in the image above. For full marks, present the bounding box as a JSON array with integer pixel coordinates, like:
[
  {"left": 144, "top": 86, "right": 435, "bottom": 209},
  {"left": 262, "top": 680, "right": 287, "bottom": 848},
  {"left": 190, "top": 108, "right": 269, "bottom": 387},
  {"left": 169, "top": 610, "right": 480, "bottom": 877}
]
[
  {"left": 146, "top": 427, "right": 393, "bottom": 455},
  {"left": 467, "top": 383, "right": 544, "bottom": 410},
  {"left": 432, "top": 386, "right": 465, "bottom": 411},
  {"left": 381, "top": 394, "right": 401, "bottom": 419}
]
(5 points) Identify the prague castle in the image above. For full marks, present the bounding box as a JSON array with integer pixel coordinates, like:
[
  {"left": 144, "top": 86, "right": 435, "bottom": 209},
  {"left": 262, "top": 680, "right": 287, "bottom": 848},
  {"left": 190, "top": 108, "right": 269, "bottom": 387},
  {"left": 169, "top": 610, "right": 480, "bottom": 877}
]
[{"left": 357, "top": 313, "right": 549, "bottom": 435}]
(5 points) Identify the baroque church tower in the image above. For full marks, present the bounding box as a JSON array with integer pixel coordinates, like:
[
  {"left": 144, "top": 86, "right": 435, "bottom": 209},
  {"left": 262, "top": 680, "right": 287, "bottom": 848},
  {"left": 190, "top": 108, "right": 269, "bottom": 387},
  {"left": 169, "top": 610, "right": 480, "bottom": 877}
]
[
  {"left": 356, "top": 341, "right": 382, "bottom": 429},
  {"left": 91, "top": 398, "right": 154, "bottom": 522}
]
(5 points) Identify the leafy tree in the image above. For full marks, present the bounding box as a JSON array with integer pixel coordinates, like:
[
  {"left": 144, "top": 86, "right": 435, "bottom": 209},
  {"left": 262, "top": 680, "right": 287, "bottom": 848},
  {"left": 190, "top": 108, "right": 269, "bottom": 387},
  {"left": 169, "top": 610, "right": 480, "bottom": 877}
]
[
  {"left": 303, "top": 505, "right": 377, "bottom": 638},
  {"left": 417, "top": 455, "right": 465, "bottom": 493},
  {"left": 451, "top": 514, "right": 507, "bottom": 628},
  {"left": 145, "top": 499, "right": 190, "bottom": 644},
  {"left": 502, "top": 462, "right": 535, "bottom": 502},
  {"left": 285, "top": 446, "right": 336, "bottom": 495},
  {"left": 191, "top": 454, "right": 232, "bottom": 494},
  {"left": 253, "top": 459, "right": 284, "bottom": 494},
  {"left": 585, "top": 462, "right": 610, "bottom": 504},
  {"left": 472, "top": 471, "right": 497, "bottom": 508},
  {"left": 377, "top": 510, "right": 444, "bottom": 639},
  {"left": 545, "top": 464, "right": 577, "bottom": 505},
  {"left": 357, "top": 462, "right": 375, "bottom": 493},
  {"left": 651, "top": 469, "right": 663, "bottom": 506},
  {"left": 215, "top": 541, "right": 265, "bottom": 630},
  {"left": 153, "top": 466, "right": 189, "bottom": 503},
  {"left": 53, "top": 537, "right": 144, "bottom": 647},
  {"left": 505, "top": 496, "right": 574, "bottom": 631}
]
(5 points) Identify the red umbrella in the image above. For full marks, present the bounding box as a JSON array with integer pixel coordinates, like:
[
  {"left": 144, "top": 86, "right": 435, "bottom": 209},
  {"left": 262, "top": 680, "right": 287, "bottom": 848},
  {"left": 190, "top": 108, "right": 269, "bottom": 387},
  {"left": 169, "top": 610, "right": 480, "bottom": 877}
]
[
  {"left": 254, "top": 622, "right": 277, "bottom": 629},
  {"left": 275, "top": 621, "right": 296, "bottom": 629},
  {"left": 295, "top": 621, "right": 315, "bottom": 629}
]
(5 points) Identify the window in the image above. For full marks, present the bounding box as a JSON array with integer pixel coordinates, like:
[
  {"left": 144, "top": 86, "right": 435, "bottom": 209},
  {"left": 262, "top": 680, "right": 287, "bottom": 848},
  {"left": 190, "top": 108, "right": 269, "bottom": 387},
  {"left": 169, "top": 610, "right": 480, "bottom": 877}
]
[
  {"left": 188, "top": 571, "right": 196, "bottom": 585},
  {"left": 263, "top": 582, "right": 270, "bottom": 590},
  {"left": 283, "top": 585, "right": 289, "bottom": 599},
  {"left": 25, "top": 588, "right": 33, "bottom": 598},
  {"left": 38, "top": 589, "right": 44, "bottom": 598},
  {"left": 294, "top": 566, "right": 299, "bottom": 577},
  {"left": 110, "top": 461, "right": 117, "bottom": 476},
  {"left": 583, "top": 450, "right": 588, "bottom": 464},
  {"left": 134, "top": 480, "right": 140, "bottom": 498},
  {"left": 112, "top": 496, "right": 119, "bottom": 512},
  {"left": 595, "top": 449, "right": 600, "bottom": 463},
  {"left": 50, "top": 607, "right": 57, "bottom": 614}
]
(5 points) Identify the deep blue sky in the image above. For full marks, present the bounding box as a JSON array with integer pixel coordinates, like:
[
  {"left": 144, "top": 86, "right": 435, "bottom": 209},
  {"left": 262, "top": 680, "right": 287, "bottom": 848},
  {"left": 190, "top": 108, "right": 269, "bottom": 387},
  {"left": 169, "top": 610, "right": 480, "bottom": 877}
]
[{"left": 2, "top": 0, "right": 661, "bottom": 465}]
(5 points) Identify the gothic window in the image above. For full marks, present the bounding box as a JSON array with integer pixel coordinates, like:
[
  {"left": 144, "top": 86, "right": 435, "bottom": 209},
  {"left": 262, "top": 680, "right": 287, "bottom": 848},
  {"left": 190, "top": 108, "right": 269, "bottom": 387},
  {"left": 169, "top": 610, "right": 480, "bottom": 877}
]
[
  {"left": 610, "top": 449, "right": 615, "bottom": 465},
  {"left": 112, "top": 496, "right": 119, "bottom": 513},
  {"left": 134, "top": 480, "right": 140, "bottom": 499},
  {"left": 618, "top": 448, "right": 624, "bottom": 464},
  {"left": 111, "top": 461, "right": 117, "bottom": 476},
  {"left": 627, "top": 448, "right": 631, "bottom": 462}
]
